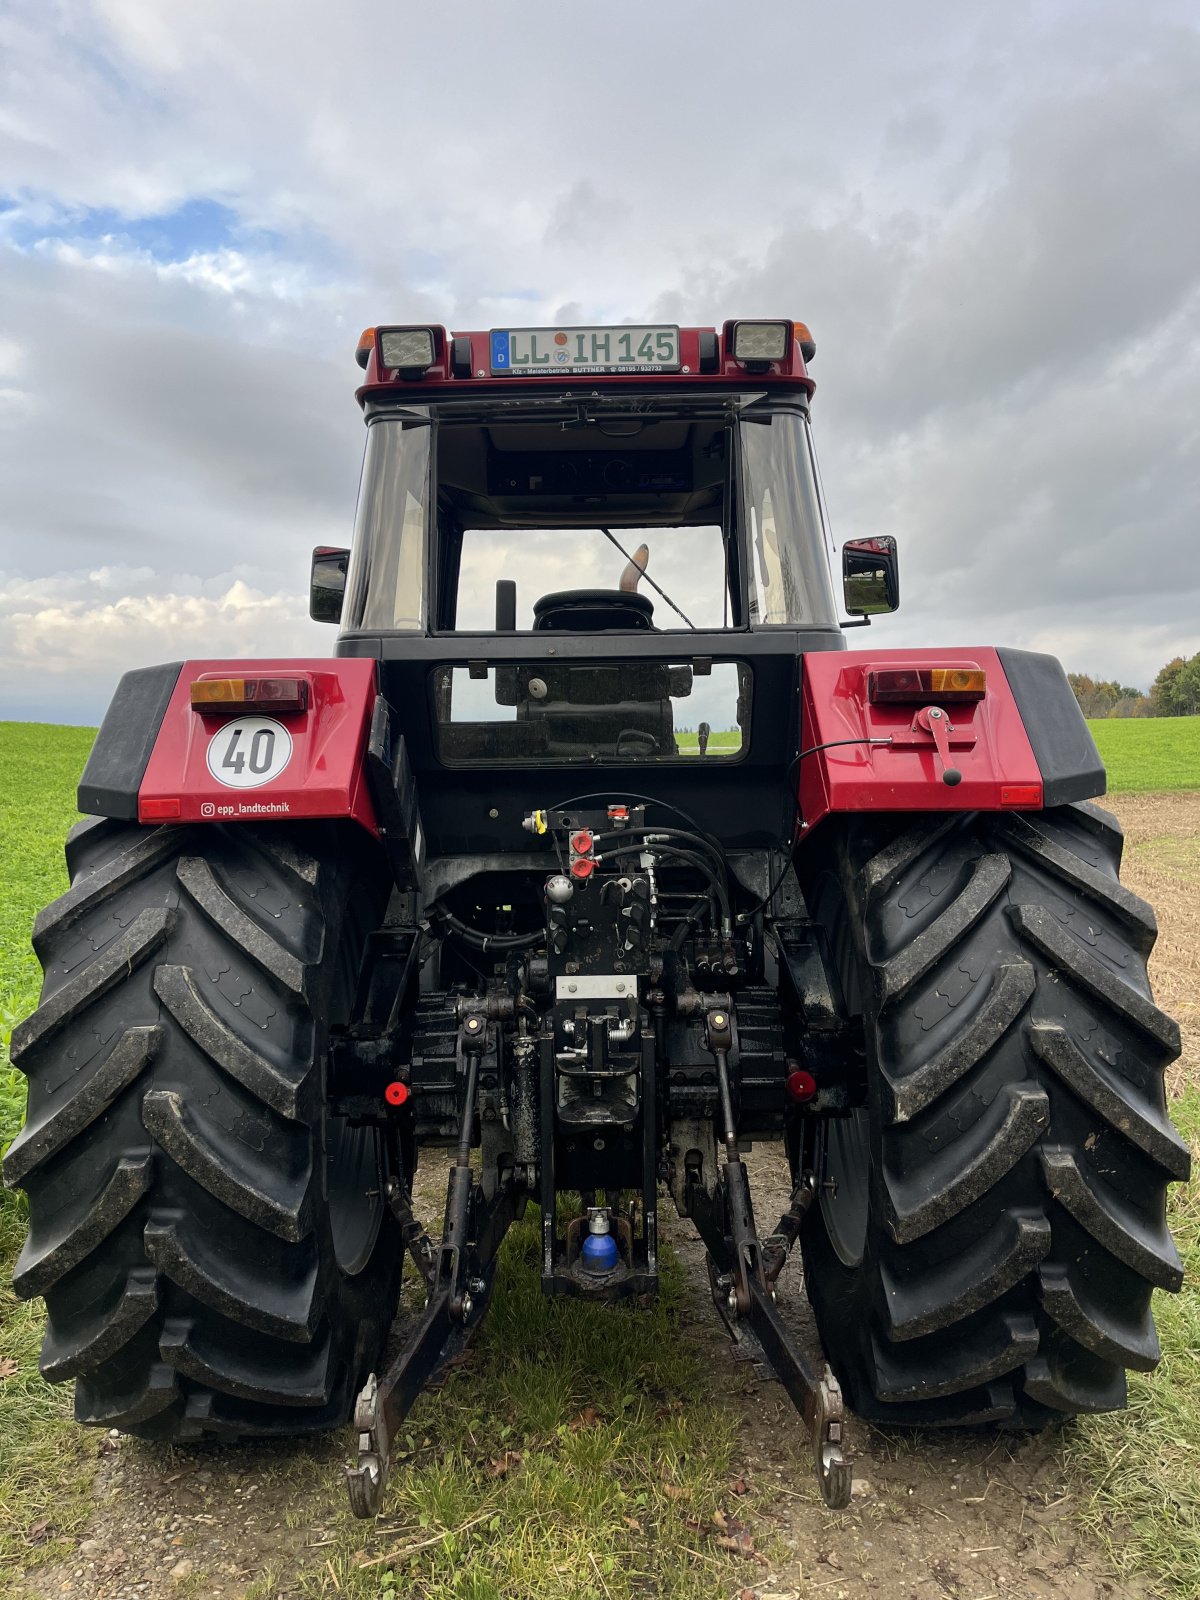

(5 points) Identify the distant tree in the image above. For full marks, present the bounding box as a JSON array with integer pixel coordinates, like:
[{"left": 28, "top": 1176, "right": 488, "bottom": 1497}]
[
  {"left": 1150, "top": 653, "right": 1200, "bottom": 717},
  {"left": 1067, "top": 673, "right": 1148, "bottom": 719},
  {"left": 1109, "top": 694, "right": 1151, "bottom": 719}
]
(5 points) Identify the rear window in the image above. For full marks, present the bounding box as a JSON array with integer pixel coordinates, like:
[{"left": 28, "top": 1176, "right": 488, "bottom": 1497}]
[
  {"left": 453, "top": 525, "right": 729, "bottom": 632},
  {"left": 433, "top": 660, "right": 749, "bottom": 764}
]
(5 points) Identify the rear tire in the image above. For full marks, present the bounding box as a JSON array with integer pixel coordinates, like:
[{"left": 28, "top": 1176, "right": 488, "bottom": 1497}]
[
  {"left": 799, "top": 801, "right": 1189, "bottom": 1424},
  {"left": 4, "top": 817, "right": 401, "bottom": 1439}
]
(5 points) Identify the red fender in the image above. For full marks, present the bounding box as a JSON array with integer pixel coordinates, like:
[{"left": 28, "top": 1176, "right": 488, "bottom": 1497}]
[
  {"left": 798, "top": 647, "right": 1045, "bottom": 830},
  {"left": 137, "top": 658, "right": 380, "bottom": 832}
]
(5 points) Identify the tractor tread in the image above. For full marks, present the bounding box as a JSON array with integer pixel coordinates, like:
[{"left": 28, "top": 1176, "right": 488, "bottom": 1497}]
[
  {"left": 32, "top": 830, "right": 182, "bottom": 956},
  {"left": 882, "top": 961, "right": 1034, "bottom": 1124},
  {"left": 160, "top": 1318, "right": 332, "bottom": 1407},
  {"left": 10, "top": 910, "right": 173, "bottom": 1058},
  {"left": 141, "top": 1089, "right": 311, "bottom": 1241},
  {"left": 991, "top": 812, "right": 1157, "bottom": 953},
  {"left": 251, "top": 833, "right": 321, "bottom": 888},
  {"left": 1040, "top": 1146, "right": 1183, "bottom": 1290},
  {"left": 3, "top": 1026, "right": 161, "bottom": 1188},
  {"left": 13, "top": 1153, "right": 153, "bottom": 1299},
  {"left": 875, "top": 852, "right": 1011, "bottom": 1004},
  {"left": 176, "top": 857, "right": 308, "bottom": 996},
  {"left": 144, "top": 1219, "right": 318, "bottom": 1342},
  {"left": 881, "top": 1212, "right": 1051, "bottom": 1341},
  {"left": 1038, "top": 1263, "right": 1160, "bottom": 1370},
  {"left": 884, "top": 1085, "right": 1049, "bottom": 1244},
  {"left": 860, "top": 815, "right": 960, "bottom": 906},
  {"left": 40, "top": 1268, "right": 159, "bottom": 1382},
  {"left": 872, "top": 1312, "right": 1039, "bottom": 1402},
  {"left": 1022, "top": 1340, "right": 1127, "bottom": 1414},
  {"left": 1010, "top": 904, "right": 1180, "bottom": 1053},
  {"left": 75, "top": 1361, "right": 181, "bottom": 1429},
  {"left": 153, "top": 964, "right": 307, "bottom": 1121},
  {"left": 64, "top": 816, "right": 135, "bottom": 877},
  {"left": 1030, "top": 1023, "right": 1190, "bottom": 1178}
]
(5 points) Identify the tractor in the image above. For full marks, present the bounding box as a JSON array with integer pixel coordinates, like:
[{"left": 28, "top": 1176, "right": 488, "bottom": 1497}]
[{"left": 6, "top": 318, "right": 1187, "bottom": 1515}]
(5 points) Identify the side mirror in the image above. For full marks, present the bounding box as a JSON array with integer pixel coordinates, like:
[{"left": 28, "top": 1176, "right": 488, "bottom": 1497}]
[
  {"left": 842, "top": 536, "right": 899, "bottom": 618},
  {"left": 310, "top": 546, "right": 349, "bottom": 623}
]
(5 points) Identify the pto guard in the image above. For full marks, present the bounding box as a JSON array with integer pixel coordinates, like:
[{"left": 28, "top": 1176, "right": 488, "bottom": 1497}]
[
  {"left": 798, "top": 646, "right": 1102, "bottom": 828},
  {"left": 136, "top": 658, "right": 380, "bottom": 832}
]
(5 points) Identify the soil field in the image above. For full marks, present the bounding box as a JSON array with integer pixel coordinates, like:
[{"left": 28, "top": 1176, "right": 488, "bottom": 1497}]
[{"left": 2, "top": 773, "right": 1197, "bottom": 1600}]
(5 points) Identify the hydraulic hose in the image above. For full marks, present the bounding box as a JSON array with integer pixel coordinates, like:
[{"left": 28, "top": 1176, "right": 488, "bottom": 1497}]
[
  {"left": 433, "top": 906, "right": 544, "bottom": 953},
  {"left": 600, "top": 842, "right": 732, "bottom": 929},
  {"left": 590, "top": 825, "right": 729, "bottom": 887}
]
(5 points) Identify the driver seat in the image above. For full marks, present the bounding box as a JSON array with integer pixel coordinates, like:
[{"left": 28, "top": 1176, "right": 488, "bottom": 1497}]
[{"left": 532, "top": 590, "right": 655, "bottom": 632}]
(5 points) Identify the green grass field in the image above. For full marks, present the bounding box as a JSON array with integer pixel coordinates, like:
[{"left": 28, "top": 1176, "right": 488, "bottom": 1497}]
[
  {"left": 1, "top": 715, "right": 1198, "bottom": 1596},
  {"left": 0, "top": 723, "right": 97, "bottom": 1588},
  {"left": 1088, "top": 714, "right": 1200, "bottom": 792},
  {"left": 0, "top": 724, "right": 94, "bottom": 1148}
]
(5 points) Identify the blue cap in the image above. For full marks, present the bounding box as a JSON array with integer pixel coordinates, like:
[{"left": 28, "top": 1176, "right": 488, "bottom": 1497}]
[{"left": 580, "top": 1232, "right": 620, "bottom": 1273}]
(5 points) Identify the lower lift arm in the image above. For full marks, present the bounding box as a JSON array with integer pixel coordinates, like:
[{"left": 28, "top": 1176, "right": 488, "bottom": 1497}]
[
  {"left": 686, "top": 1006, "right": 851, "bottom": 1510},
  {"left": 346, "top": 1012, "right": 524, "bottom": 1518}
]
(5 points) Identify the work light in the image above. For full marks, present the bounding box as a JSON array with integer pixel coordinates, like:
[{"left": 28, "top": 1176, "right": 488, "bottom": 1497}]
[
  {"left": 378, "top": 328, "right": 436, "bottom": 371},
  {"left": 731, "top": 320, "right": 790, "bottom": 363}
]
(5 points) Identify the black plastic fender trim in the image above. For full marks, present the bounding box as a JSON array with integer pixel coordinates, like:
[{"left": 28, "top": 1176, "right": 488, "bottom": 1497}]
[
  {"left": 996, "top": 647, "right": 1105, "bottom": 807},
  {"left": 78, "top": 662, "right": 184, "bottom": 819}
]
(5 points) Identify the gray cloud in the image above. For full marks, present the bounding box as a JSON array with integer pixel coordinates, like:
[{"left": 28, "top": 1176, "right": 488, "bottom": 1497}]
[{"left": 0, "top": 0, "right": 1197, "bottom": 720}]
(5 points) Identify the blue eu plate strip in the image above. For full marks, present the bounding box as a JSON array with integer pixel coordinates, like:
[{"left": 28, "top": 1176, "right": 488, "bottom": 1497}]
[{"left": 490, "top": 330, "right": 511, "bottom": 370}]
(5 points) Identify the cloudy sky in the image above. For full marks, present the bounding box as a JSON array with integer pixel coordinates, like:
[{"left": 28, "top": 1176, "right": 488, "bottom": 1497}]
[{"left": 2, "top": 0, "right": 1197, "bottom": 723}]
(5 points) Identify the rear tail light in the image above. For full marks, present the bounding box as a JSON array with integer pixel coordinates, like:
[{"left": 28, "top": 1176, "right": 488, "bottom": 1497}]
[
  {"left": 141, "top": 797, "right": 181, "bottom": 820},
  {"left": 191, "top": 677, "right": 309, "bottom": 715},
  {"left": 1000, "top": 784, "right": 1042, "bottom": 807},
  {"left": 867, "top": 666, "right": 986, "bottom": 704}
]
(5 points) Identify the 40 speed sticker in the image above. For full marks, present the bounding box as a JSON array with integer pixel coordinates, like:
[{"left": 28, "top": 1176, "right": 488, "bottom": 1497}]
[{"left": 205, "top": 716, "right": 293, "bottom": 789}]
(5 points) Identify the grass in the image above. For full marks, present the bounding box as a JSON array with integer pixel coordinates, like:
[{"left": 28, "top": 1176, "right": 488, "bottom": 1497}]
[
  {"left": 305, "top": 1214, "right": 747, "bottom": 1599},
  {"left": 0, "top": 723, "right": 95, "bottom": 1181},
  {"left": 1088, "top": 715, "right": 1200, "bottom": 793},
  {"left": 1066, "top": 1087, "right": 1200, "bottom": 1594},
  {"left": 0, "top": 722, "right": 96, "bottom": 1590},
  {"left": 672, "top": 730, "right": 742, "bottom": 754}
]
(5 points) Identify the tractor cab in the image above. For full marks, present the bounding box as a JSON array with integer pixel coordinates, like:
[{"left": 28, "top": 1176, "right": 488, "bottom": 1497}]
[
  {"left": 313, "top": 320, "right": 896, "bottom": 848},
  {"left": 319, "top": 329, "right": 857, "bottom": 633}
]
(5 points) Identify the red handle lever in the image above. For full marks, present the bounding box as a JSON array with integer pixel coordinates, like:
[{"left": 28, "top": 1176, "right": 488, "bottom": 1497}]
[{"left": 913, "top": 706, "right": 962, "bottom": 786}]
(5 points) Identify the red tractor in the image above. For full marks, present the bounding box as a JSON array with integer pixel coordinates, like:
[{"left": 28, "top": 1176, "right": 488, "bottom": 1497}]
[{"left": 6, "top": 319, "right": 1187, "bottom": 1515}]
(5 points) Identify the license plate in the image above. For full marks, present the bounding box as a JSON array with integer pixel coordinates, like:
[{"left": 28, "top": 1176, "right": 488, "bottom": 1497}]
[{"left": 489, "top": 325, "right": 680, "bottom": 375}]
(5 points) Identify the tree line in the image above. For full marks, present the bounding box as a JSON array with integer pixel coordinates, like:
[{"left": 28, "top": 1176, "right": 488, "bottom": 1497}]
[{"left": 1068, "top": 652, "right": 1200, "bottom": 718}]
